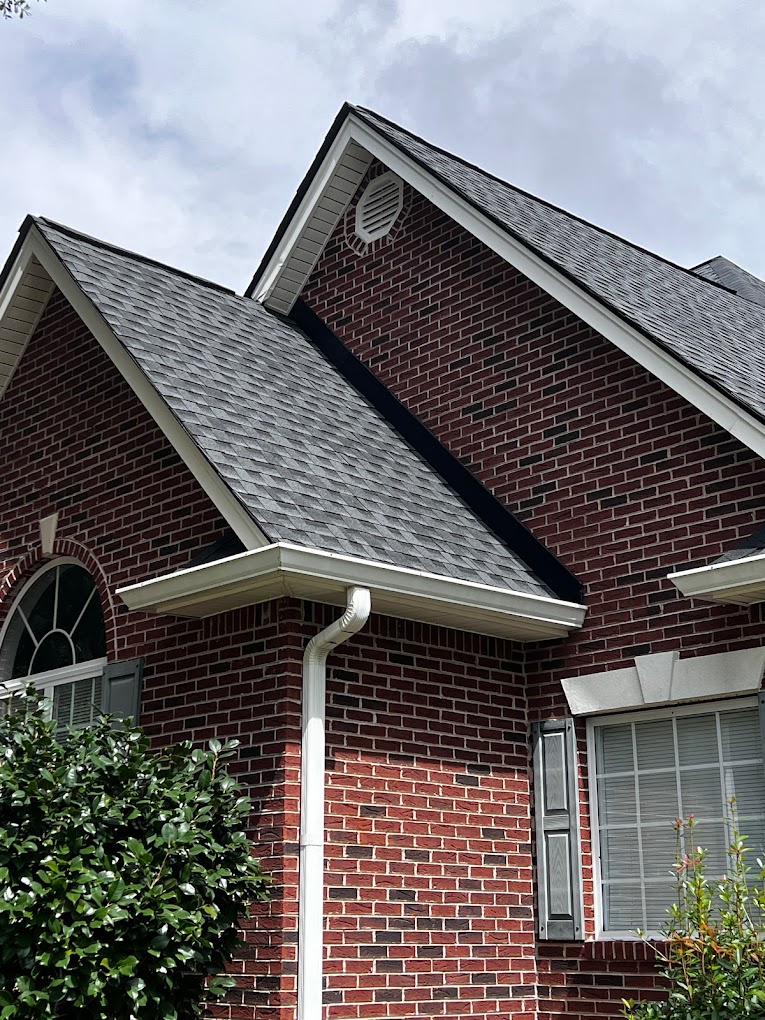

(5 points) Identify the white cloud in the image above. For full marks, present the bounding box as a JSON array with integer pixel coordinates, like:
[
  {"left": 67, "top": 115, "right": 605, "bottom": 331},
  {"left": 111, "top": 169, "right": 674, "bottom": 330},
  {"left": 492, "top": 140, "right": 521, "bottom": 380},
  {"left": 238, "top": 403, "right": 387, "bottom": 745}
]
[{"left": 2, "top": 0, "right": 765, "bottom": 288}]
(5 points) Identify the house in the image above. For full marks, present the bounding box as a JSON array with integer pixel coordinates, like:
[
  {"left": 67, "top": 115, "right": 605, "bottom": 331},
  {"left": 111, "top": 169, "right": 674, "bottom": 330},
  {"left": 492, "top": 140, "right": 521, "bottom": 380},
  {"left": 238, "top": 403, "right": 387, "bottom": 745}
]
[{"left": 1, "top": 102, "right": 765, "bottom": 1020}]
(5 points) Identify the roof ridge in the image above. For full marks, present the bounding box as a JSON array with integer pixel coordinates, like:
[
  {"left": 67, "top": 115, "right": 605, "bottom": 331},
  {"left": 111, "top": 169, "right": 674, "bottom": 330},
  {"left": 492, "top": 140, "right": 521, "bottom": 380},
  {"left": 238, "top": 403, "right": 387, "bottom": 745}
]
[
  {"left": 352, "top": 106, "right": 740, "bottom": 294},
  {"left": 692, "top": 252, "right": 765, "bottom": 278},
  {"left": 35, "top": 216, "right": 237, "bottom": 297},
  {"left": 691, "top": 255, "right": 725, "bottom": 272}
]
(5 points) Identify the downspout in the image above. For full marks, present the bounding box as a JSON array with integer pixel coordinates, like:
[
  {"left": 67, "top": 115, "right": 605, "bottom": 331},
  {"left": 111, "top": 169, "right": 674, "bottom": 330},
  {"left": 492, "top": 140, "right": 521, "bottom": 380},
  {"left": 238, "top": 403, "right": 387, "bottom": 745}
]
[{"left": 298, "top": 586, "right": 371, "bottom": 1020}]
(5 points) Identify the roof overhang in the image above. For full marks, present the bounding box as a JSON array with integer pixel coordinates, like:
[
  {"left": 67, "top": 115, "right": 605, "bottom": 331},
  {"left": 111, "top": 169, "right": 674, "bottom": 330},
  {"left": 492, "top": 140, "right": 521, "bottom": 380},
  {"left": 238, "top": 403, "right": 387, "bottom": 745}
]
[
  {"left": 668, "top": 553, "right": 765, "bottom": 606},
  {"left": 0, "top": 220, "right": 269, "bottom": 551},
  {"left": 251, "top": 107, "right": 765, "bottom": 466},
  {"left": 117, "top": 542, "right": 587, "bottom": 641}
]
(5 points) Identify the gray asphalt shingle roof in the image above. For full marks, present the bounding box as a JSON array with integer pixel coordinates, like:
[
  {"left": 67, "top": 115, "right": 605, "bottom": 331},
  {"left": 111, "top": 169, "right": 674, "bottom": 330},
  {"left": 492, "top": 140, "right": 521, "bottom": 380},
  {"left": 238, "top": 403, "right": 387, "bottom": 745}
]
[
  {"left": 712, "top": 523, "right": 765, "bottom": 565},
  {"left": 354, "top": 107, "right": 765, "bottom": 427},
  {"left": 37, "top": 218, "right": 552, "bottom": 597},
  {"left": 693, "top": 256, "right": 765, "bottom": 309}
]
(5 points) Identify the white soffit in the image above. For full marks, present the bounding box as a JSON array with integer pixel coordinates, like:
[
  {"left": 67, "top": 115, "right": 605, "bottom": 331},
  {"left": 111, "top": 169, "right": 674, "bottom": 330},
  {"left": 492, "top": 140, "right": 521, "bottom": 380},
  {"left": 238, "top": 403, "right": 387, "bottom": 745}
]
[
  {"left": 117, "top": 542, "right": 587, "bottom": 641},
  {"left": 0, "top": 228, "right": 269, "bottom": 552},
  {"left": 257, "top": 129, "right": 373, "bottom": 314},
  {"left": 563, "top": 646, "right": 765, "bottom": 715},
  {"left": 0, "top": 242, "right": 54, "bottom": 396},
  {"left": 255, "top": 111, "right": 765, "bottom": 465},
  {"left": 668, "top": 553, "right": 765, "bottom": 605}
]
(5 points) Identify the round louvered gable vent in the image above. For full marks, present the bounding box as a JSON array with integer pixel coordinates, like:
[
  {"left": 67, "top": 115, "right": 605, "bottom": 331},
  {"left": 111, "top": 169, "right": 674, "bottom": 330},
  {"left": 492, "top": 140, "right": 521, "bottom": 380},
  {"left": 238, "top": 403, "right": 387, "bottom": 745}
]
[{"left": 354, "top": 171, "right": 404, "bottom": 243}]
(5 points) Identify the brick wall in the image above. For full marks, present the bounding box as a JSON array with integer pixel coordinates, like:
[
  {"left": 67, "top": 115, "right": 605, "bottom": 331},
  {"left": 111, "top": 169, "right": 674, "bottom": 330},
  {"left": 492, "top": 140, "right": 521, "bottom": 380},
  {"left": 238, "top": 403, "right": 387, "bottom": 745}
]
[
  {"left": 318, "top": 604, "right": 533, "bottom": 1020},
  {"left": 301, "top": 166, "right": 765, "bottom": 1015},
  {"left": 0, "top": 290, "right": 303, "bottom": 1020}
]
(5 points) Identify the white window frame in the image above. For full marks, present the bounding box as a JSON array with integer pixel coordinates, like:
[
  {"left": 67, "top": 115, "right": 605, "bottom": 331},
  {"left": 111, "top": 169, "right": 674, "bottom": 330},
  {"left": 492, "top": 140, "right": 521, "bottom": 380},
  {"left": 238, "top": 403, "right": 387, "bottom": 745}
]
[
  {"left": 586, "top": 694, "right": 762, "bottom": 939},
  {"left": 0, "top": 558, "right": 107, "bottom": 725}
]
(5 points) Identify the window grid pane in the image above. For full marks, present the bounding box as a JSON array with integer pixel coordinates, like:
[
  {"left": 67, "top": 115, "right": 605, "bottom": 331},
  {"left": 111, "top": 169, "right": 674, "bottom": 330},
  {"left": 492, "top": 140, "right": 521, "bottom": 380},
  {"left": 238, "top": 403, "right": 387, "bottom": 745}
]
[{"left": 595, "top": 706, "right": 765, "bottom": 932}]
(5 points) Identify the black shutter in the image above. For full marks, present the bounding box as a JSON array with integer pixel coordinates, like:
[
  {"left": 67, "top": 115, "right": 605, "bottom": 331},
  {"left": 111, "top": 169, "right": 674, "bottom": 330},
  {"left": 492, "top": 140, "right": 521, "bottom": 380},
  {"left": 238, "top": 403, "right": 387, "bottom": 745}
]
[
  {"left": 532, "top": 717, "right": 584, "bottom": 940},
  {"left": 102, "top": 658, "right": 143, "bottom": 725}
]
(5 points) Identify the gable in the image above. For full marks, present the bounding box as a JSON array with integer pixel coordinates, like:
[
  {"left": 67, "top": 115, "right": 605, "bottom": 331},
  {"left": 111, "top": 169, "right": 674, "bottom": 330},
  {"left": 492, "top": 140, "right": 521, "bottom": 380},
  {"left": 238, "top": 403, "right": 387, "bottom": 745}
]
[
  {"left": 0, "top": 223, "right": 265, "bottom": 550},
  {"left": 250, "top": 105, "right": 765, "bottom": 466},
  {"left": 0, "top": 286, "right": 231, "bottom": 586}
]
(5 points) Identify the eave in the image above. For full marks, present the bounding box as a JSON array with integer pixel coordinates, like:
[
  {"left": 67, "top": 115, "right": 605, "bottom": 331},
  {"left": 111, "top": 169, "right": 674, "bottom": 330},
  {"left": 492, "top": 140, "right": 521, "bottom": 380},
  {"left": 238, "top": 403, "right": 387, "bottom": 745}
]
[
  {"left": 668, "top": 553, "right": 765, "bottom": 606},
  {"left": 117, "top": 542, "right": 587, "bottom": 642}
]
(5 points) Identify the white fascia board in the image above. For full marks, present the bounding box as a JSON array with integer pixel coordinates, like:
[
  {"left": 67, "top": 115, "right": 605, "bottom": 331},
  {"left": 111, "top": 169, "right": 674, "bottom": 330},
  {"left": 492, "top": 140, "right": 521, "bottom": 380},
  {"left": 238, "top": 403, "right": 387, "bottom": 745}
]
[
  {"left": 117, "top": 542, "right": 587, "bottom": 641},
  {"left": 257, "top": 111, "right": 765, "bottom": 463},
  {"left": 668, "top": 552, "right": 765, "bottom": 605},
  {"left": 255, "top": 120, "right": 358, "bottom": 305},
  {"left": 23, "top": 229, "right": 269, "bottom": 551}
]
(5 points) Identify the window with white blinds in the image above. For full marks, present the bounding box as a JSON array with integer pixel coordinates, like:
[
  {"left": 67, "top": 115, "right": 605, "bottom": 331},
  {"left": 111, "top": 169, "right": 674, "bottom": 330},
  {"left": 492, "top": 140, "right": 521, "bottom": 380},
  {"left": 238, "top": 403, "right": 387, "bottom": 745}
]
[
  {"left": 591, "top": 700, "right": 765, "bottom": 934},
  {"left": 0, "top": 561, "right": 108, "bottom": 735},
  {"left": 51, "top": 674, "right": 103, "bottom": 738}
]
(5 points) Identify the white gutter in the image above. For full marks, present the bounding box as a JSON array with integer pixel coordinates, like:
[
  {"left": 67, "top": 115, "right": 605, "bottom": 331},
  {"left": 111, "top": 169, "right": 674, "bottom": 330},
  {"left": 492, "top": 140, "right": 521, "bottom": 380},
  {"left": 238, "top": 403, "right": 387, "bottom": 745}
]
[
  {"left": 299, "top": 586, "right": 371, "bottom": 1020},
  {"left": 669, "top": 551, "right": 765, "bottom": 605},
  {"left": 116, "top": 542, "right": 586, "bottom": 641}
]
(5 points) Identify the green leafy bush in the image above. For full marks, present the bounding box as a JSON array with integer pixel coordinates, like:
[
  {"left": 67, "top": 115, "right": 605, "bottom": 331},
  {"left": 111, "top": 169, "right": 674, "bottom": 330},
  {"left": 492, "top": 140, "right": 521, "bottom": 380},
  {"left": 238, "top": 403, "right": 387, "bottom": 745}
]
[
  {"left": 0, "top": 689, "right": 270, "bottom": 1019},
  {"left": 622, "top": 810, "right": 765, "bottom": 1020}
]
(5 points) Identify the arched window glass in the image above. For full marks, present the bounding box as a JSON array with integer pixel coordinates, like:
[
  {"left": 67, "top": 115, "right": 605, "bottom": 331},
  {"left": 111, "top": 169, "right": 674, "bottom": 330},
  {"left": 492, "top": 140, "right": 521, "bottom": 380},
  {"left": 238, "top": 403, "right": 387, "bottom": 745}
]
[{"left": 0, "top": 562, "right": 107, "bottom": 734}]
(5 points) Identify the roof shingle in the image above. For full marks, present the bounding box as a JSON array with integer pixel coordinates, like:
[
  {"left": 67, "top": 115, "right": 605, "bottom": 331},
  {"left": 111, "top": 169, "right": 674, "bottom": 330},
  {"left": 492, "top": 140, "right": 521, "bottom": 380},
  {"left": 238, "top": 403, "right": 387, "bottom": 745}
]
[{"left": 36, "top": 218, "right": 552, "bottom": 597}]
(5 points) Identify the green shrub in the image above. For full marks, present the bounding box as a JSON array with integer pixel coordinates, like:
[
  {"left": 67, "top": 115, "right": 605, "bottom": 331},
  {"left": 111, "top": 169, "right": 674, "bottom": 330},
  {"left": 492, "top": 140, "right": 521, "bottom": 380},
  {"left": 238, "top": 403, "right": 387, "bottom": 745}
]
[
  {"left": 0, "top": 688, "right": 270, "bottom": 1019},
  {"left": 622, "top": 809, "right": 765, "bottom": 1020}
]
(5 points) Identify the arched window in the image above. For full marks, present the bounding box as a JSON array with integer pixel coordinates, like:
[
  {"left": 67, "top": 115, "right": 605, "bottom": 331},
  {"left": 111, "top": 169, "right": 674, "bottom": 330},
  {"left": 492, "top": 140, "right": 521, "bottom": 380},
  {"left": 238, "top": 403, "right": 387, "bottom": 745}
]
[{"left": 0, "top": 560, "right": 108, "bottom": 734}]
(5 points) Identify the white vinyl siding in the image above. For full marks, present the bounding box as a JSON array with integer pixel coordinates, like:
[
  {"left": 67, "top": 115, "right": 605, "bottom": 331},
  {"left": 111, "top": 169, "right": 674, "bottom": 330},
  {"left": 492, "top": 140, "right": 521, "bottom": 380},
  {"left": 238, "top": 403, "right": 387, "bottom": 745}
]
[{"left": 591, "top": 700, "right": 765, "bottom": 934}]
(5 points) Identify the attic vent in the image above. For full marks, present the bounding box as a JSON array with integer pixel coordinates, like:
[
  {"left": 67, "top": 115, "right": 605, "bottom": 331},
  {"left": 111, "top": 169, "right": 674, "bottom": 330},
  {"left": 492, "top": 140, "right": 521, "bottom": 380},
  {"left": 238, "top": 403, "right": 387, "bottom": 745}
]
[{"left": 355, "top": 172, "right": 404, "bottom": 243}]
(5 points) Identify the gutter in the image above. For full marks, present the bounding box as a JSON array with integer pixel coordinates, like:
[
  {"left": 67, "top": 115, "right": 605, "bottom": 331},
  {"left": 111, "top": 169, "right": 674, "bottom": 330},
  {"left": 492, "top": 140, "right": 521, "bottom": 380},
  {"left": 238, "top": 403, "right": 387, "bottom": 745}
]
[
  {"left": 299, "top": 587, "right": 370, "bottom": 1020},
  {"left": 116, "top": 542, "right": 586, "bottom": 642},
  {"left": 668, "top": 552, "right": 765, "bottom": 606}
]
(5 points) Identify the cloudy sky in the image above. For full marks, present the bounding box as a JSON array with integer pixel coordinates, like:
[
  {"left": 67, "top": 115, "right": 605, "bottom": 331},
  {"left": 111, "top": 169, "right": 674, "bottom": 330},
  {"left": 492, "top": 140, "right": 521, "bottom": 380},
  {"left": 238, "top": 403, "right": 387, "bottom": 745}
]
[{"left": 1, "top": 0, "right": 764, "bottom": 292}]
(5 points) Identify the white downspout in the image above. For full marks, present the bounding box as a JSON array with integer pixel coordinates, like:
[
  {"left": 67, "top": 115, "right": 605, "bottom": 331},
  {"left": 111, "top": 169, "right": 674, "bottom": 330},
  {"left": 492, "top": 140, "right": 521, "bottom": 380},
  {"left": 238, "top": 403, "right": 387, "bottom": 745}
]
[{"left": 298, "top": 586, "right": 371, "bottom": 1020}]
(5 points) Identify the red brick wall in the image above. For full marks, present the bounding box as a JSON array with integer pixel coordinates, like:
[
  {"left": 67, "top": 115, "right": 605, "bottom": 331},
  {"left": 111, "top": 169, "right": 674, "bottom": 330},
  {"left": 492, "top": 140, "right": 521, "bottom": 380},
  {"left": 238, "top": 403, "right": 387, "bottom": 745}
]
[
  {"left": 0, "top": 290, "right": 304, "bottom": 1020},
  {"left": 301, "top": 166, "right": 765, "bottom": 1015},
  {"left": 319, "top": 604, "right": 534, "bottom": 1019}
]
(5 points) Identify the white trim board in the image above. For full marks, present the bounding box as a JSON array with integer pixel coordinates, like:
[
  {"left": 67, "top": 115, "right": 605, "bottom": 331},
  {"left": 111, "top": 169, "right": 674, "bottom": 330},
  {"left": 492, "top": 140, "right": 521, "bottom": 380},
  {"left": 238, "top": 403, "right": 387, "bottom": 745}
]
[
  {"left": 117, "top": 542, "right": 587, "bottom": 642},
  {"left": 0, "top": 227, "right": 269, "bottom": 551},
  {"left": 254, "top": 110, "right": 765, "bottom": 464},
  {"left": 562, "top": 645, "right": 765, "bottom": 715}
]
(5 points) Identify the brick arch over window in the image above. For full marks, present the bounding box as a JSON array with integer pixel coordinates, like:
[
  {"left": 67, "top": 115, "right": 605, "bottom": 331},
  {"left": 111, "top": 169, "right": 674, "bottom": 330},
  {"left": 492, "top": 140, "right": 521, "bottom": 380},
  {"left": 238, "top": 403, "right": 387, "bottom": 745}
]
[{"left": 0, "top": 541, "right": 117, "bottom": 663}]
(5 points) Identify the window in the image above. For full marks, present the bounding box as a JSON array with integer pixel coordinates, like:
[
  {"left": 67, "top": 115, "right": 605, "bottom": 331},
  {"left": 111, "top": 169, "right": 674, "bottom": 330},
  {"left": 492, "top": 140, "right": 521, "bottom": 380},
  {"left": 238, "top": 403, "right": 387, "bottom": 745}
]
[
  {"left": 0, "top": 560, "right": 139, "bottom": 736},
  {"left": 589, "top": 699, "right": 765, "bottom": 935}
]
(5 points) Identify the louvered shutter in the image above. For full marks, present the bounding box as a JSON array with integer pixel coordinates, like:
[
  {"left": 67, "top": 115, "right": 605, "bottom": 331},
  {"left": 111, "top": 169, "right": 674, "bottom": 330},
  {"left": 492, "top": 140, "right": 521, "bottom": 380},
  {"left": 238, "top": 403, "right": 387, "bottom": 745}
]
[
  {"left": 102, "top": 658, "right": 143, "bottom": 725},
  {"left": 533, "top": 717, "right": 584, "bottom": 940}
]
